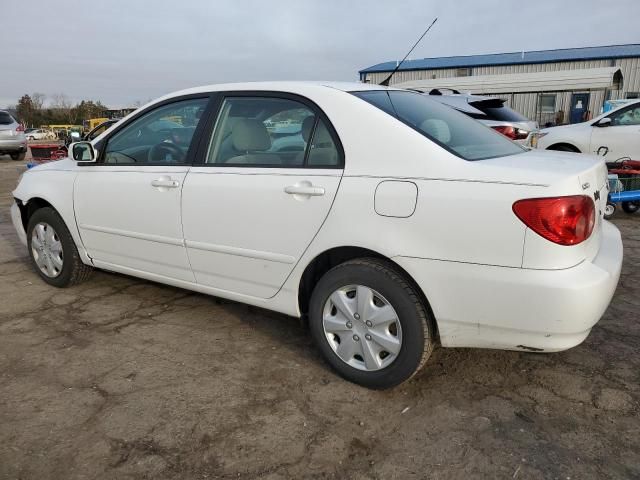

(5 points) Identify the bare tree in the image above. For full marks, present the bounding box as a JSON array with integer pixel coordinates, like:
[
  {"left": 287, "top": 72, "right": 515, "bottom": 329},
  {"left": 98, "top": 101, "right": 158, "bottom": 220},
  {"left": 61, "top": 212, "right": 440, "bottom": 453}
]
[
  {"left": 31, "top": 92, "right": 46, "bottom": 110},
  {"left": 50, "top": 93, "right": 75, "bottom": 124}
]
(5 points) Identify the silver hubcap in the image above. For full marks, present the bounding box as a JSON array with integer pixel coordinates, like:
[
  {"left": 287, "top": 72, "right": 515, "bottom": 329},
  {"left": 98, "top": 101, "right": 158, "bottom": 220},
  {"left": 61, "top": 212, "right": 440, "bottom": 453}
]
[
  {"left": 31, "top": 222, "right": 63, "bottom": 278},
  {"left": 322, "top": 285, "right": 402, "bottom": 371}
]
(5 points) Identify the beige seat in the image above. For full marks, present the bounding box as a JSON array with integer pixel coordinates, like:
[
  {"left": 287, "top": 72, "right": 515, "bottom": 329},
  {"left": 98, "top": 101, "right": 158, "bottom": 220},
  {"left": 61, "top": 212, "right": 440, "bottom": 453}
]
[
  {"left": 296, "top": 116, "right": 339, "bottom": 166},
  {"left": 226, "top": 119, "right": 280, "bottom": 165}
]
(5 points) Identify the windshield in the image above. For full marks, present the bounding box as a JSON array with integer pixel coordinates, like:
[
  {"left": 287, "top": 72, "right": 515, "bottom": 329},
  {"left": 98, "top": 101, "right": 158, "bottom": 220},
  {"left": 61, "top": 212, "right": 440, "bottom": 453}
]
[{"left": 352, "top": 90, "right": 525, "bottom": 161}]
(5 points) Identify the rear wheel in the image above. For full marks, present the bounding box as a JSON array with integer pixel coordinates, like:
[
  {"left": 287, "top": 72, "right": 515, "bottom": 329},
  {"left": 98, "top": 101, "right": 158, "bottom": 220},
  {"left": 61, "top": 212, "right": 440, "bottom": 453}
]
[
  {"left": 10, "top": 151, "right": 26, "bottom": 161},
  {"left": 621, "top": 201, "right": 640, "bottom": 214},
  {"left": 27, "top": 207, "right": 93, "bottom": 287},
  {"left": 309, "top": 258, "right": 434, "bottom": 389}
]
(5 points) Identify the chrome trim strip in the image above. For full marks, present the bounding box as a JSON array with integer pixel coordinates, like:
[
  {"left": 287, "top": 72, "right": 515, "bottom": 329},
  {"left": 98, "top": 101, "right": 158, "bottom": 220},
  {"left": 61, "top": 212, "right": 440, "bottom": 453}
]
[
  {"left": 79, "top": 224, "right": 184, "bottom": 246},
  {"left": 185, "top": 240, "right": 296, "bottom": 264}
]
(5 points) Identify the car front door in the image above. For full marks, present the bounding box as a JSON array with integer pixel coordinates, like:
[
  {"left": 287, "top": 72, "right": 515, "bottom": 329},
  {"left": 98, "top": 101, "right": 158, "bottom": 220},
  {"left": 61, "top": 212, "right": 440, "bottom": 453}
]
[
  {"left": 74, "top": 97, "right": 210, "bottom": 282},
  {"left": 181, "top": 94, "right": 343, "bottom": 298},
  {"left": 590, "top": 103, "right": 640, "bottom": 158}
]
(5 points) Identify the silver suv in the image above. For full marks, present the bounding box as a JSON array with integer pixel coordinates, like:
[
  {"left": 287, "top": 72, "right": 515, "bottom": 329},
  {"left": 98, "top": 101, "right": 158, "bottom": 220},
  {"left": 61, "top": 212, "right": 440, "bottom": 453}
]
[
  {"left": 0, "top": 110, "right": 27, "bottom": 160},
  {"left": 424, "top": 89, "right": 538, "bottom": 145}
]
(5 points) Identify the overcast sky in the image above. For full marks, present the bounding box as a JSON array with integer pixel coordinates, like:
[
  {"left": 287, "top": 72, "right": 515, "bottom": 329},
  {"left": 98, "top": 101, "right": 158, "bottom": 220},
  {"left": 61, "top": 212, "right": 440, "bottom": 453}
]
[{"left": 2, "top": 0, "right": 638, "bottom": 108}]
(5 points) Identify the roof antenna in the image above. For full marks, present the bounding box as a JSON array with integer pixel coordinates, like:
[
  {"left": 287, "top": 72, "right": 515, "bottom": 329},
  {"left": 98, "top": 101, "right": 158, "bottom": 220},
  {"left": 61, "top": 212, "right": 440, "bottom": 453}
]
[{"left": 379, "top": 17, "right": 438, "bottom": 86}]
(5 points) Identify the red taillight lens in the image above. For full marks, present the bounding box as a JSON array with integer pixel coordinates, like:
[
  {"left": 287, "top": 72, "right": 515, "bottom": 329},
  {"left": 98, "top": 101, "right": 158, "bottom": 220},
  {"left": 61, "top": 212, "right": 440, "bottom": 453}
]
[
  {"left": 513, "top": 195, "right": 595, "bottom": 246},
  {"left": 16, "top": 124, "right": 25, "bottom": 132},
  {"left": 491, "top": 125, "right": 528, "bottom": 140}
]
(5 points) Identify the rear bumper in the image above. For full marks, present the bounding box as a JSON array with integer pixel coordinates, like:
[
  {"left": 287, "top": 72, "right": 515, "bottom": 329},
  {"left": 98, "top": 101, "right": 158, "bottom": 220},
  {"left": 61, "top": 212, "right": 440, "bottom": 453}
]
[
  {"left": 0, "top": 138, "right": 27, "bottom": 152},
  {"left": 394, "top": 220, "right": 623, "bottom": 352},
  {"left": 11, "top": 202, "right": 28, "bottom": 247}
]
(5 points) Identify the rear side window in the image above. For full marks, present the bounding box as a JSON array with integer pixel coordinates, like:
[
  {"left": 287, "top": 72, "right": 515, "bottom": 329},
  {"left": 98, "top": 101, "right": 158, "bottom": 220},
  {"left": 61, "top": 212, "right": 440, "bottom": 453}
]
[
  {"left": 353, "top": 91, "right": 525, "bottom": 161},
  {"left": 207, "top": 96, "right": 340, "bottom": 167},
  {"left": 0, "top": 112, "right": 15, "bottom": 125}
]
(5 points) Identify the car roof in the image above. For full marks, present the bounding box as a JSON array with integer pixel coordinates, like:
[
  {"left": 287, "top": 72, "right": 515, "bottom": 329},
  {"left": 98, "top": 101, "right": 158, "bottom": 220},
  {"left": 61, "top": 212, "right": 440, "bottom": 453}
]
[{"left": 156, "top": 81, "right": 395, "bottom": 101}]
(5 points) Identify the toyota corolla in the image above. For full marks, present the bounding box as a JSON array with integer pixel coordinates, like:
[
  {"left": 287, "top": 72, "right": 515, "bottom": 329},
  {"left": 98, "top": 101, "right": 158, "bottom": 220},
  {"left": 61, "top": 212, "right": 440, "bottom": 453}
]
[{"left": 10, "top": 82, "right": 623, "bottom": 389}]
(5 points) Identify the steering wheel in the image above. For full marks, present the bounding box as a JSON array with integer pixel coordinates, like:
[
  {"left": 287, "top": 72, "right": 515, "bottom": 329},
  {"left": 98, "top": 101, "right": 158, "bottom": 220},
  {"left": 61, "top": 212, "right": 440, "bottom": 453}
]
[{"left": 147, "top": 142, "right": 185, "bottom": 163}]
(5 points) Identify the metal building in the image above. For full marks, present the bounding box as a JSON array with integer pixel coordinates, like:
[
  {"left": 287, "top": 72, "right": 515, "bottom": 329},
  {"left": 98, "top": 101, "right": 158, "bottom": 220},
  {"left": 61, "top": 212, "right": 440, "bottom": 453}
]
[{"left": 359, "top": 44, "right": 640, "bottom": 126}]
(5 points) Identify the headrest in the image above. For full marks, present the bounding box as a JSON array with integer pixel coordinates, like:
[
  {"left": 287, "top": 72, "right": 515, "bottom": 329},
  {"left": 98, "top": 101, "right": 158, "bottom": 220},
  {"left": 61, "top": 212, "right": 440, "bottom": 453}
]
[
  {"left": 420, "top": 118, "right": 451, "bottom": 144},
  {"left": 232, "top": 119, "right": 271, "bottom": 151},
  {"left": 301, "top": 115, "right": 316, "bottom": 143}
]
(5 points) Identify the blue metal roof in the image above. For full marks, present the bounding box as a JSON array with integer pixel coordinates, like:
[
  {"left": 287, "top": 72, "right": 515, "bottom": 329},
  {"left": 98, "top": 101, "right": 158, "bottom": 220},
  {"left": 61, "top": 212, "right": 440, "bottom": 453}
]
[{"left": 359, "top": 44, "right": 640, "bottom": 74}]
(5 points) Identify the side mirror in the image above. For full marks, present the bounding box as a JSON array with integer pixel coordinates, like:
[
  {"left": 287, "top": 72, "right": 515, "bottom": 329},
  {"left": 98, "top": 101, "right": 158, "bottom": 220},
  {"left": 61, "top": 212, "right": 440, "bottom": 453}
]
[
  {"left": 595, "top": 117, "right": 612, "bottom": 128},
  {"left": 70, "top": 141, "right": 97, "bottom": 162}
]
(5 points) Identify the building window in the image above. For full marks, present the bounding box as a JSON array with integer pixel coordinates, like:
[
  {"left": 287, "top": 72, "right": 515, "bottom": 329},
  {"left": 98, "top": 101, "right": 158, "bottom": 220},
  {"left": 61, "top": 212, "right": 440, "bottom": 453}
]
[
  {"left": 456, "top": 68, "right": 471, "bottom": 77},
  {"left": 626, "top": 92, "right": 640, "bottom": 99},
  {"left": 539, "top": 94, "right": 556, "bottom": 113}
]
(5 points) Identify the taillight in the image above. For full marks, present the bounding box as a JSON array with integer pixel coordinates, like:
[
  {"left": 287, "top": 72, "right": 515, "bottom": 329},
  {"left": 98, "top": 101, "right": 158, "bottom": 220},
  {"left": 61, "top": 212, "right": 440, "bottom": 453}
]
[
  {"left": 16, "top": 124, "right": 25, "bottom": 132},
  {"left": 492, "top": 125, "right": 528, "bottom": 140},
  {"left": 513, "top": 195, "right": 595, "bottom": 246}
]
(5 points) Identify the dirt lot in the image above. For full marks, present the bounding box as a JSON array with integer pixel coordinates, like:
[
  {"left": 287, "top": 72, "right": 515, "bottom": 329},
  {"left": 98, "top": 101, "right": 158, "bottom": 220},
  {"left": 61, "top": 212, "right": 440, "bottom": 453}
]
[{"left": 0, "top": 152, "right": 638, "bottom": 480}]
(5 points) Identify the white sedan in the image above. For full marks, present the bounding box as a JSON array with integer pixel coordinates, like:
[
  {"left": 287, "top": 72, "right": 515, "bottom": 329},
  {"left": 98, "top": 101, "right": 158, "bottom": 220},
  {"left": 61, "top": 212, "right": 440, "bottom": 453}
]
[
  {"left": 26, "top": 129, "right": 55, "bottom": 141},
  {"left": 10, "top": 82, "right": 623, "bottom": 389},
  {"left": 535, "top": 100, "right": 640, "bottom": 159}
]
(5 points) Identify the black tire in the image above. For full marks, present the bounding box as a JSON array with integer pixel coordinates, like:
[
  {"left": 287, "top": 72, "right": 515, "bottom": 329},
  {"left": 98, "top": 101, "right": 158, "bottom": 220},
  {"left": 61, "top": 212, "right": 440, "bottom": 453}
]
[
  {"left": 10, "top": 151, "right": 26, "bottom": 161},
  {"left": 309, "top": 258, "right": 434, "bottom": 389},
  {"left": 621, "top": 201, "right": 640, "bottom": 214},
  {"left": 26, "top": 207, "right": 93, "bottom": 287}
]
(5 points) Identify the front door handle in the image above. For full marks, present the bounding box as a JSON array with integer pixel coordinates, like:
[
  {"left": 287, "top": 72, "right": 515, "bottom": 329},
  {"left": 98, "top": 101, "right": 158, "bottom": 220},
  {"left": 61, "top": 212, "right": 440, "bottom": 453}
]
[
  {"left": 151, "top": 177, "right": 180, "bottom": 188},
  {"left": 284, "top": 184, "right": 325, "bottom": 197}
]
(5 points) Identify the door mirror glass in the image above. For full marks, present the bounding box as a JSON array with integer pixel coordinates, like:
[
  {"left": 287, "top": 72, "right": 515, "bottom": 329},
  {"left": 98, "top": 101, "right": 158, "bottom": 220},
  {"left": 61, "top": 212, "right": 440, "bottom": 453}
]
[
  {"left": 71, "top": 141, "right": 96, "bottom": 162},
  {"left": 595, "top": 117, "right": 612, "bottom": 128}
]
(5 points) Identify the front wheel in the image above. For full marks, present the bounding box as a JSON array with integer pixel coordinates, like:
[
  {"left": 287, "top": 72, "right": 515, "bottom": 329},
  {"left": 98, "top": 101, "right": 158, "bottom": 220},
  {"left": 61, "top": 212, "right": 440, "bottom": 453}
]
[
  {"left": 10, "top": 151, "right": 26, "bottom": 161},
  {"left": 27, "top": 207, "right": 93, "bottom": 287},
  {"left": 621, "top": 201, "right": 640, "bottom": 214},
  {"left": 309, "top": 258, "right": 434, "bottom": 389}
]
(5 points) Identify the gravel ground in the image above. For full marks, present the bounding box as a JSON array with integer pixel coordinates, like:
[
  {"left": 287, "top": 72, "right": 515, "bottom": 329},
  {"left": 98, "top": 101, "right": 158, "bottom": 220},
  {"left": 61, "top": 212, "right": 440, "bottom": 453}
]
[{"left": 0, "top": 152, "right": 639, "bottom": 479}]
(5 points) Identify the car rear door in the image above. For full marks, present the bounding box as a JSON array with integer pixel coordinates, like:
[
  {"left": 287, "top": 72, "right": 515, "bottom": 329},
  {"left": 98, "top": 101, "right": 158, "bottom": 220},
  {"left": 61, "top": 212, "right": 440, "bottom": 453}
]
[
  {"left": 74, "top": 96, "right": 211, "bottom": 282},
  {"left": 181, "top": 93, "right": 343, "bottom": 299}
]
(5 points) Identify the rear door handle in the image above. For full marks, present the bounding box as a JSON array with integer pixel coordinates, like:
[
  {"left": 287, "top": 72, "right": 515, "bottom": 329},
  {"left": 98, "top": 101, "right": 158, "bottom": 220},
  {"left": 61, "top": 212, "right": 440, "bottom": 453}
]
[
  {"left": 284, "top": 184, "right": 325, "bottom": 196},
  {"left": 151, "top": 178, "right": 180, "bottom": 188}
]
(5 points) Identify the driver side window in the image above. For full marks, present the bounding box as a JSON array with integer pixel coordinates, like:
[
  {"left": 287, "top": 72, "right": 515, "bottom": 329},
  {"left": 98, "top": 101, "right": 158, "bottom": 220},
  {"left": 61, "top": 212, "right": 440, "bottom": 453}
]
[
  {"left": 611, "top": 105, "right": 640, "bottom": 126},
  {"left": 103, "top": 98, "right": 208, "bottom": 164}
]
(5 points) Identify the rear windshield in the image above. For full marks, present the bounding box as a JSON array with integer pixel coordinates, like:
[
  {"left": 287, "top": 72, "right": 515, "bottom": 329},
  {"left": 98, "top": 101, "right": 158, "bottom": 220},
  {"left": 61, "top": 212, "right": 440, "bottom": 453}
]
[
  {"left": 469, "top": 99, "right": 529, "bottom": 122},
  {"left": 0, "top": 112, "right": 14, "bottom": 125},
  {"left": 353, "top": 91, "right": 525, "bottom": 161}
]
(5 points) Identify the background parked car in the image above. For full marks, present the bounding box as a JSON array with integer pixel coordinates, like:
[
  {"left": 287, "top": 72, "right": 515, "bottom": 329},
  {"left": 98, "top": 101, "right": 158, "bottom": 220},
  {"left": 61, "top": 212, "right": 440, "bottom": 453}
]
[
  {"left": 0, "top": 110, "right": 27, "bottom": 161},
  {"left": 534, "top": 99, "right": 640, "bottom": 159},
  {"left": 424, "top": 89, "right": 538, "bottom": 144},
  {"left": 25, "top": 128, "right": 55, "bottom": 141}
]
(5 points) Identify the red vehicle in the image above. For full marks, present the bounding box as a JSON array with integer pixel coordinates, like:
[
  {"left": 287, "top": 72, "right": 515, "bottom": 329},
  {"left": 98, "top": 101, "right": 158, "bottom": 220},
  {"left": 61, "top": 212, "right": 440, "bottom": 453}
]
[{"left": 26, "top": 143, "right": 68, "bottom": 169}]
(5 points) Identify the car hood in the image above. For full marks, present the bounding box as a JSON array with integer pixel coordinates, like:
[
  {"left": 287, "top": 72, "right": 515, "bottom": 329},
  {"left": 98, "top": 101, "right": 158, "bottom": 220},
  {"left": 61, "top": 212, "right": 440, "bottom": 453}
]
[{"left": 26, "top": 157, "right": 76, "bottom": 172}]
